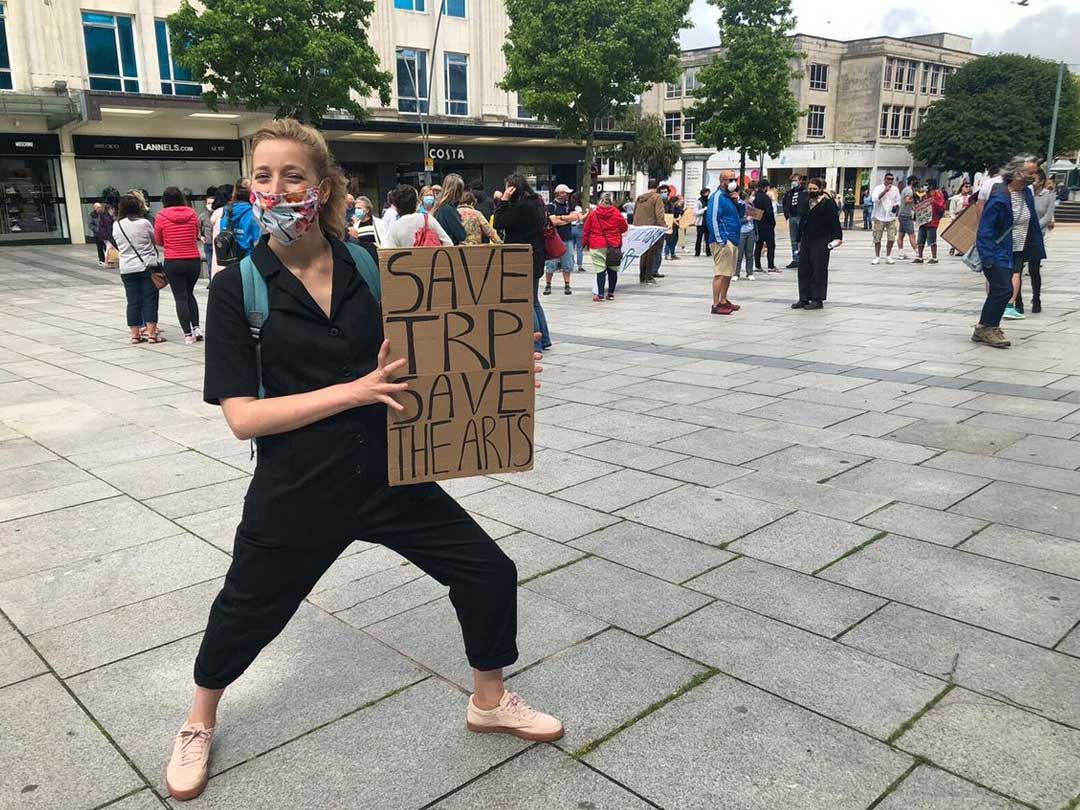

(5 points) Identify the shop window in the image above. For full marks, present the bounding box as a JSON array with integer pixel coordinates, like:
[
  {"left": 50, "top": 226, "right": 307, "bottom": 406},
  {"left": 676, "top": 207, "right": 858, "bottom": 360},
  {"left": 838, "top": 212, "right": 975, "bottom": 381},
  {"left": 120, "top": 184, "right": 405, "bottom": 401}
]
[
  {"left": 0, "top": 155, "right": 67, "bottom": 240},
  {"left": 444, "top": 53, "right": 468, "bottom": 116},
  {"left": 442, "top": 0, "right": 465, "bottom": 16},
  {"left": 902, "top": 107, "right": 913, "bottom": 137},
  {"left": 155, "top": 21, "right": 200, "bottom": 96},
  {"left": 664, "top": 112, "right": 681, "bottom": 140},
  {"left": 396, "top": 48, "right": 428, "bottom": 113},
  {"left": 665, "top": 77, "right": 682, "bottom": 99},
  {"left": 683, "top": 115, "right": 695, "bottom": 142},
  {"left": 806, "top": 105, "right": 825, "bottom": 138},
  {"left": 82, "top": 12, "right": 139, "bottom": 93},
  {"left": 808, "top": 63, "right": 828, "bottom": 91},
  {"left": 395, "top": 0, "right": 425, "bottom": 10},
  {"left": 0, "top": 4, "right": 12, "bottom": 91}
]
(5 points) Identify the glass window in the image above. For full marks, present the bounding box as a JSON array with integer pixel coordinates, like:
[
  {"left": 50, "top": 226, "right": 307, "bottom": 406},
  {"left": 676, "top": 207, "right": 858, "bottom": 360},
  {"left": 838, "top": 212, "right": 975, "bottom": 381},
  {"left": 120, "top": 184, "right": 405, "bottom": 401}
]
[
  {"left": 808, "top": 64, "right": 828, "bottom": 91},
  {"left": 684, "top": 66, "right": 700, "bottom": 93},
  {"left": 665, "top": 76, "right": 682, "bottom": 99},
  {"left": 155, "top": 20, "right": 200, "bottom": 96},
  {"left": 517, "top": 102, "right": 535, "bottom": 119},
  {"left": 394, "top": 0, "right": 425, "bottom": 10},
  {"left": 0, "top": 4, "right": 11, "bottom": 90},
  {"left": 664, "top": 112, "right": 681, "bottom": 140},
  {"left": 905, "top": 60, "right": 916, "bottom": 92},
  {"left": 0, "top": 156, "right": 67, "bottom": 241},
  {"left": 82, "top": 12, "right": 139, "bottom": 92},
  {"left": 893, "top": 59, "right": 905, "bottom": 91},
  {"left": 442, "top": 0, "right": 465, "bottom": 16},
  {"left": 902, "top": 107, "right": 913, "bottom": 137},
  {"left": 880, "top": 106, "right": 889, "bottom": 137},
  {"left": 683, "top": 115, "right": 695, "bottom": 142},
  {"left": 806, "top": 105, "right": 825, "bottom": 137},
  {"left": 883, "top": 58, "right": 894, "bottom": 89},
  {"left": 396, "top": 48, "right": 428, "bottom": 113},
  {"left": 444, "top": 52, "right": 467, "bottom": 116},
  {"left": 920, "top": 64, "right": 929, "bottom": 94},
  {"left": 595, "top": 115, "right": 617, "bottom": 131},
  {"left": 930, "top": 64, "right": 941, "bottom": 95},
  {"left": 941, "top": 66, "right": 951, "bottom": 92},
  {"left": 890, "top": 106, "right": 901, "bottom": 137}
]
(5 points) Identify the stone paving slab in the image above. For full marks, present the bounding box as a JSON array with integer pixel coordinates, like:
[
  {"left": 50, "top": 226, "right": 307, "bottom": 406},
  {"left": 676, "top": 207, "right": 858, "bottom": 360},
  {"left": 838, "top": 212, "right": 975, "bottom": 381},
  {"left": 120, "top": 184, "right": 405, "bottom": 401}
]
[
  {"left": 959, "top": 523, "right": 1080, "bottom": 580},
  {"left": 496, "top": 532, "right": 588, "bottom": 582},
  {"left": 506, "top": 628, "right": 706, "bottom": 752},
  {"left": 995, "top": 433, "right": 1080, "bottom": 470},
  {"left": 719, "top": 470, "right": 891, "bottom": 522},
  {"left": 844, "top": 602, "right": 1080, "bottom": 729},
  {"left": 652, "top": 601, "right": 943, "bottom": 739},
  {"left": 727, "top": 510, "right": 881, "bottom": 573},
  {"left": 178, "top": 678, "right": 526, "bottom": 810},
  {"left": 0, "top": 634, "right": 47, "bottom": 688},
  {"left": 857, "top": 502, "right": 986, "bottom": 547},
  {"left": 568, "top": 521, "right": 734, "bottom": 583},
  {"left": 929, "top": 450, "right": 1080, "bottom": 496},
  {"left": 897, "top": 688, "right": 1080, "bottom": 809},
  {"left": 551, "top": 467, "right": 683, "bottom": 512},
  {"left": 656, "top": 426, "right": 793, "bottom": 465},
  {"left": 951, "top": 480, "right": 1080, "bottom": 541},
  {"left": 524, "top": 557, "right": 712, "bottom": 635},
  {"left": 828, "top": 459, "right": 989, "bottom": 510},
  {"left": 584, "top": 672, "right": 912, "bottom": 810},
  {"left": 822, "top": 533, "right": 1080, "bottom": 646},
  {"left": 459, "top": 485, "right": 619, "bottom": 543},
  {"left": 874, "top": 765, "right": 1025, "bottom": 810},
  {"left": 69, "top": 604, "right": 424, "bottom": 791},
  {"left": 1, "top": 675, "right": 144, "bottom": 810}
]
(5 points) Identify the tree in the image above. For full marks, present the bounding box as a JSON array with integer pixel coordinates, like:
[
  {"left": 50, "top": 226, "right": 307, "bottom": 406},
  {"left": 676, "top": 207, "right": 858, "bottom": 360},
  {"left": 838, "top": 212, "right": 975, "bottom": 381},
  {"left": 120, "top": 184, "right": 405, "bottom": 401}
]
[
  {"left": 618, "top": 115, "right": 683, "bottom": 182},
  {"left": 912, "top": 54, "right": 1080, "bottom": 176},
  {"left": 693, "top": 0, "right": 801, "bottom": 183},
  {"left": 167, "top": 0, "right": 391, "bottom": 124},
  {"left": 501, "top": 0, "right": 692, "bottom": 203}
]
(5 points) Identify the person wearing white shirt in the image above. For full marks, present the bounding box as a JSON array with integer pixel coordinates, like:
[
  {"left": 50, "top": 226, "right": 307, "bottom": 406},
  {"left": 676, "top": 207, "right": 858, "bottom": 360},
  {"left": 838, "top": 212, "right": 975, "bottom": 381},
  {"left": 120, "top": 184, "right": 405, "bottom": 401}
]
[
  {"left": 870, "top": 172, "right": 902, "bottom": 265},
  {"left": 380, "top": 189, "right": 399, "bottom": 232},
  {"left": 382, "top": 184, "right": 453, "bottom": 248}
]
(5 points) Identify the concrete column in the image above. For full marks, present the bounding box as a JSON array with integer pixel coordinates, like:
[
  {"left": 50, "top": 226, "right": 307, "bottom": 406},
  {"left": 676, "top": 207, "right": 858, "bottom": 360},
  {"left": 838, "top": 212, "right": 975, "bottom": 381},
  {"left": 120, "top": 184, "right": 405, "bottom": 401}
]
[{"left": 57, "top": 128, "right": 86, "bottom": 244}]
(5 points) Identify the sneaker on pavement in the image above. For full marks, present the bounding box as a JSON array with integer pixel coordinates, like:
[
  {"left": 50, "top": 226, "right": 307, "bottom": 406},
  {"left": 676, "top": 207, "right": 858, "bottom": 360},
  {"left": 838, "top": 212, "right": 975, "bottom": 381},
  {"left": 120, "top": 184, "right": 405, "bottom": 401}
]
[
  {"left": 870, "top": 257, "right": 880, "bottom": 266},
  {"left": 885, "top": 256, "right": 895, "bottom": 265},
  {"left": 928, "top": 258, "right": 938, "bottom": 264},
  {"left": 912, "top": 257, "right": 924, "bottom": 264},
  {"left": 605, "top": 294, "right": 614, "bottom": 300},
  {"left": 711, "top": 303, "right": 734, "bottom": 315},
  {"left": 1002, "top": 304, "right": 1024, "bottom": 320},
  {"left": 791, "top": 300, "right": 808, "bottom": 309},
  {"left": 166, "top": 723, "right": 215, "bottom": 801},
  {"left": 467, "top": 691, "right": 563, "bottom": 742},
  {"left": 785, "top": 260, "right": 798, "bottom": 269},
  {"left": 193, "top": 326, "right": 205, "bottom": 341},
  {"left": 591, "top": 294, "right": 604, "bottom": 302},
  {"left": 184, "top": 335, "right": 198, "bottom": 346},
  {"left": 745, "top": 274, "right": 754, "bottom": 281},
  {"left": 767, "top": 267, "right": 780, "bottom": 273},
  {"left": 725, "top": 300, "right": 741, "bottom": 311},
  {"left": 542, "top": 285, "right": 552, "bottom": 295}
]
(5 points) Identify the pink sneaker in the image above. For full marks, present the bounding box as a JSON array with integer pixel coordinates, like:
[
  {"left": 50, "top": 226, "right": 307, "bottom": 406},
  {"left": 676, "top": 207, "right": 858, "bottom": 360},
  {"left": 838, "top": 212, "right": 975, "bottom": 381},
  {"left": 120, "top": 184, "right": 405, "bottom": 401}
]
[
  {"left": 165, "top": 722, "right": 214, "bottom": 801},
  {"left": 466, "top": 690, "right": 564, "bottom": 742}
]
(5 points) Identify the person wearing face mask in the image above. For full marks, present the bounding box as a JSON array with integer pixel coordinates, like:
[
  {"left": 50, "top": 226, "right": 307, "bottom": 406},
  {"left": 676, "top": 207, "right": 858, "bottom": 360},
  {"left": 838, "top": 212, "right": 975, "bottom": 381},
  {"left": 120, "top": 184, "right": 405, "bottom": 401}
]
[
  {"left": 913, "top": 179, "right": 946, "bottom": 265},
  {"left": 781, "top": 175, "right": 805, "bottom": 268},
  {"left": 705, "top": 173, "right": 742, "bottom": 315},
  {"left": 419, "top": 185, "right": 436, "bottom": 213},
  {"left": 792, "top": 177, "right": 842, "bottom": 311},
  {"left": 198, "top": 189, "right": 217, "bottom": 269},
  {"left": 693, "top": 188, "right": 710, "bottom": 257},
  {"left": 1000, "top": 159, "right": 1046, "bottom": 321},
  {"left": 383, "top": 184, "right": 453, "bottom": 248},
  {"left": 343, "top": 193, "right": 356, "bottom": 228},
  {"left": 1028, "top": 169, "right": 1055, "bottom": 313},
  {"left": 347, "top": 196, "right": 378, "bottom": 246},
  {"left": 164, "top": 120, "right": 558, "bottom": 803},
  {"left": 752, "top": 179, "right": 777, "bottom": 272}
]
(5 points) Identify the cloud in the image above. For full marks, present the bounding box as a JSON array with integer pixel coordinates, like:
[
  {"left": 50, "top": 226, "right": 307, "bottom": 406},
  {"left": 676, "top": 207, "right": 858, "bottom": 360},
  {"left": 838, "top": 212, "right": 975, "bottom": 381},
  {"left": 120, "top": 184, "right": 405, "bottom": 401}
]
[{"left": 975, "top": 4, "right": 1080, "bottom": 65}]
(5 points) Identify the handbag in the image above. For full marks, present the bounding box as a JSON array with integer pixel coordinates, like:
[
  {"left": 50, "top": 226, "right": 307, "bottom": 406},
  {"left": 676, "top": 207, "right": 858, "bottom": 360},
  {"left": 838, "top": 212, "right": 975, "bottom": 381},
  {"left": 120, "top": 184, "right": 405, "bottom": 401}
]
[
  {"left": 413, "top": 213, "right": 443, "bottom": 247},
  {"left": 543, "top": 223, "right": 566, "bottom": 259},
  {"left": 117, "top": 219, "right": 168, "bottom": 289},
  {"left": 214, "top": 203, "right": 243, "bottom": 266},
  {"left": 595, "top": 215, "right": 622, "bottom": 268}
]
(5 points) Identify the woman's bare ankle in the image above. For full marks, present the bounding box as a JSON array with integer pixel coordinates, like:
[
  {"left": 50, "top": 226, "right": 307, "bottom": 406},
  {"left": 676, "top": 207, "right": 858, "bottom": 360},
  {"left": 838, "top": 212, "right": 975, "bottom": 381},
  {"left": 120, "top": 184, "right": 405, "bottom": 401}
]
[{"left": 186, "top": 687, "right": 224, "bottom": 727}]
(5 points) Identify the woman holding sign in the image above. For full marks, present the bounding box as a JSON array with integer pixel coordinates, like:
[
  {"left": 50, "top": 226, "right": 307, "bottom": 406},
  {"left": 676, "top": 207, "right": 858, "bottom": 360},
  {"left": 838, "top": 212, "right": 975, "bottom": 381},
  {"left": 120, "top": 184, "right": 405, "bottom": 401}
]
[
  {"left": 791, "top": 177, "right": 842, "bottom": 311},
  {"left": 163, "top": 119, "right": 560, "bottom": 802}
]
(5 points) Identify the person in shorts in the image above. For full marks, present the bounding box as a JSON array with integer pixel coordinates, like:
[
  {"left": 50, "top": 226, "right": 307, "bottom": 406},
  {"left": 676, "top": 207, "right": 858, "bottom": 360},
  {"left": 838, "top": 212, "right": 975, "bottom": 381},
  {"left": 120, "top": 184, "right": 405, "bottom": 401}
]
[
  {"left": 914, "top": 179, "right": 946, "bottom": 265},
  {"left": 870, "top": 173, "right": 901, "bottom": 265},
  {"left": 896, "top": 175, "right": 918, "bottom": 259},
  {"left": 706, "top": 169, "right": 742, "bottom": 315}
]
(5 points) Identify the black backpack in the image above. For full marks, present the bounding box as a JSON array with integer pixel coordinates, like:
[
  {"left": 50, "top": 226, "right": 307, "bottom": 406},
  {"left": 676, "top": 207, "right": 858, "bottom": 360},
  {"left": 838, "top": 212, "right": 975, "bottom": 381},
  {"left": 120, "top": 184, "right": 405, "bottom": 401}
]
[{"left": 213, "top": 203, "right": 243, "bottom": 267}]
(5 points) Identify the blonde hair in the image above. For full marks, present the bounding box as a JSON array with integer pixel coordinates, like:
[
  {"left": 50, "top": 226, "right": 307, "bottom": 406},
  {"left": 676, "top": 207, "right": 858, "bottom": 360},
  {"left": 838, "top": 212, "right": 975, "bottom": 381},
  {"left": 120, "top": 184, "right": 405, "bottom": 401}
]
[
  {"left": 250, "top": 118, "right": 347, "bottom": 240},
  {"left": 436, "top": 173, "right": 465, "bottom": 209}
]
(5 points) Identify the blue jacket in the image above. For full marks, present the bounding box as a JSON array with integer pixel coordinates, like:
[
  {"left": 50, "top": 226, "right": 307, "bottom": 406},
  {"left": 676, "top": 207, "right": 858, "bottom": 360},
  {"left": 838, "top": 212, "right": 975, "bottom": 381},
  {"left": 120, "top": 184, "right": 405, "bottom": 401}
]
[
  {"left": 221, "top": 201, "right": 263, "bottom": 254},
  {"left": 976, "top": 185, "right": 1046, "bottom": 271},
  {"left": 706, "top": 189, "right": 741, "bottom": 247}
]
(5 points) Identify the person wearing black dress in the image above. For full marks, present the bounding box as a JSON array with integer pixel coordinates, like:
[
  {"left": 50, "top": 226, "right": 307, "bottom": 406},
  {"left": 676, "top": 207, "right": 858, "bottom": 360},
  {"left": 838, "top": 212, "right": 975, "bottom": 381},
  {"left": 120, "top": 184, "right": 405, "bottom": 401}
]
[{"left": 792, "top": 177, "right": 843, "bottom": 310}]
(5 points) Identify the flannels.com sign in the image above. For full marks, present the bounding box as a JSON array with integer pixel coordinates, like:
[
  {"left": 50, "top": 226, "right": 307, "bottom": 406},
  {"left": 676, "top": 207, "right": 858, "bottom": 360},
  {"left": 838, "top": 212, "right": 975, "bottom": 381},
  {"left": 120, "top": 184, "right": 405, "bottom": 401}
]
[{"left": 73, "top": 136, "right": 243, "bottom": 159}]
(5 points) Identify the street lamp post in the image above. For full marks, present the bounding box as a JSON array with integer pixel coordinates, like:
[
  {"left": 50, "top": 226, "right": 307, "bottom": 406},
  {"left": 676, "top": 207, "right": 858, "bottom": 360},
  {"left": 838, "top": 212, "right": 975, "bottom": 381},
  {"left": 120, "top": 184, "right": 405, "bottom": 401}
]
[{"left": 1047, "top": 61, "right": 1065, "bottom": 166}]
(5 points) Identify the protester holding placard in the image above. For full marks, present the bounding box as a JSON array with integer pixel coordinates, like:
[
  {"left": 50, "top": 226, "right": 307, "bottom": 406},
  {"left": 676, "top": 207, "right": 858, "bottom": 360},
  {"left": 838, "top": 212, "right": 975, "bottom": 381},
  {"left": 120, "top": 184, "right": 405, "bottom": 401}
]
[
  {"left": 163, "top": 119, "right": 560, "bottom": 803},
  {"left": 913, "top": 179, "right": 946, "bottom": 265}
]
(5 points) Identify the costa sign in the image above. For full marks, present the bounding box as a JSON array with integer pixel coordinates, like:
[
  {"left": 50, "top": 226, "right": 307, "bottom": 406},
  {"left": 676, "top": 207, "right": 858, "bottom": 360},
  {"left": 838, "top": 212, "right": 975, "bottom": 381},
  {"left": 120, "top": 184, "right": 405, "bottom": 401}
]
[{"left": 428, "top": 146, "right": 466, "bottom": 161}]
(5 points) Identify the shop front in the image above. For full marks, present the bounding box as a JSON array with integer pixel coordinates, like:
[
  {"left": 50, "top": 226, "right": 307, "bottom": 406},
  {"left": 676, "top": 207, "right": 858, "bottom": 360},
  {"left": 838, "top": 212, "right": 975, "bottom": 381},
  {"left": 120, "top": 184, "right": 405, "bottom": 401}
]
[
  {"left": 0, "top": 134, "right": 68, "bottom": 244},
  {"left": 73, "top": 135, "right": 244, "bottom": 231},
  {"left": 329, "top": 138, "right": 587, "bottom": 214}
]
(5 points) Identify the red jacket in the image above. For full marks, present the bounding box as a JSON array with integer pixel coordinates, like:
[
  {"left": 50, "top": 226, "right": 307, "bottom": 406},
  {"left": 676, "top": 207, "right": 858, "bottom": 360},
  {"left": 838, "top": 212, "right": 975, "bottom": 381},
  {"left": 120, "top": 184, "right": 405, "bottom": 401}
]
[
  {"left": 154, "top": 205, "right": 201, "bottom": 259},
  {"left": 582, "top": 204, "right": 628, "bottom": 249},
  {"left": 928, "top": 189, "right": 946, "bottom": 228}
]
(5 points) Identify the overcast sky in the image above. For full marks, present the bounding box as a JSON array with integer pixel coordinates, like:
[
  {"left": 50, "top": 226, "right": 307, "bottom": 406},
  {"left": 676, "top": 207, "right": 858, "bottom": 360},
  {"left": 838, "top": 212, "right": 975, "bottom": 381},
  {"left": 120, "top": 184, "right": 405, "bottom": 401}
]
[{"left": 680, "top": 0, "right": 1079, "bottom": 66}]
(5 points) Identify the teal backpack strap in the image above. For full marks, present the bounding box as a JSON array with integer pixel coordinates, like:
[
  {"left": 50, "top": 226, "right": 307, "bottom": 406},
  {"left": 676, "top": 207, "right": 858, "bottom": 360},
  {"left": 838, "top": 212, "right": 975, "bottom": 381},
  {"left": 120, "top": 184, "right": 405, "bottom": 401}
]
[
  {"left": 344, "top": 242, "right": 381, "bottom": 302},
  {"left": 238, "top": 255, "right": 269, "bottom": 399}
]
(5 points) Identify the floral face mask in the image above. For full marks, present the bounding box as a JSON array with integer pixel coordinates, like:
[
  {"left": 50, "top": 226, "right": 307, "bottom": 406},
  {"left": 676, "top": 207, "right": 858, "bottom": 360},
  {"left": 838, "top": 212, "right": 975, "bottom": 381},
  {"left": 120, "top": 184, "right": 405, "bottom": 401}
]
[{"left": 251, "top": 187, "right": 322, "bottom": 244}]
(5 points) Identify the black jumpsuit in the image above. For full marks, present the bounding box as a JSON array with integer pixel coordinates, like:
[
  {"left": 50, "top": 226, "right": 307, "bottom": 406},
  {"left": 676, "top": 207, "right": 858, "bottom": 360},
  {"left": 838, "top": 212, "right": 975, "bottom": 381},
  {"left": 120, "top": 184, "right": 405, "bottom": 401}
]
[{"left": 195, "top": 236, "right": 518, "bottom": 689}]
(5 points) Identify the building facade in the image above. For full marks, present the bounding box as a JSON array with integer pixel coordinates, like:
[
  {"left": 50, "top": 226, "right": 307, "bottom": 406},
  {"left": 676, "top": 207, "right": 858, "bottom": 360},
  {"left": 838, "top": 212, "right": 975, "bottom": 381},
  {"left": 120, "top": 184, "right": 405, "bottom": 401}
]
[
  {"left": 0, "top": 0, "right": 623, "bottom": 245},
  {"left": 639, "top": 32, "right": 977, "bottom": 199}
]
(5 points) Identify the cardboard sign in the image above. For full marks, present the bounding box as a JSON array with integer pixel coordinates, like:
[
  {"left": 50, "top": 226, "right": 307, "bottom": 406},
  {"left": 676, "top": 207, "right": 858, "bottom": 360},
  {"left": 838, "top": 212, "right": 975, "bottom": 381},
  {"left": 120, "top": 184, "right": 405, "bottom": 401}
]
[
  {"left": 745, "top": 204, "right": 764, "bottom": 221},
  {"left": 940, "top": 203, "right": 976, "bottom": 254},
  {"left": 678, "top": 208, "right": 696, "bottom": 230},
  {"left": 914, "top": 198, "right": 934, "bottom": 227},
  {"left": 380, "top": 245, "right": 536, "bottom": 486}
]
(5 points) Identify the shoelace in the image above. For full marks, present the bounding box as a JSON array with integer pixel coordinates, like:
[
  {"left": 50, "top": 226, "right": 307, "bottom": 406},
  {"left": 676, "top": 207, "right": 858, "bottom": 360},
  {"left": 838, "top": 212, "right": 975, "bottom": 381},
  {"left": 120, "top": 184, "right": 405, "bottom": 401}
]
[
  {"left": 177, "top": 728, "right": 213, "bottom": 767},
  {"left": 504, "top": 693, "right": 537, "bottom": 721}
]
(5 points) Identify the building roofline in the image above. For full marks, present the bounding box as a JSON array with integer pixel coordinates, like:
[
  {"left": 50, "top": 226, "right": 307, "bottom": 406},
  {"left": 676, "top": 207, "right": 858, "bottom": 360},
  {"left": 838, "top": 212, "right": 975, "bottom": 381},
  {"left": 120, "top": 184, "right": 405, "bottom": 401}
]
[{"left": 681, "top": 31, "right": 977, "bottom": 58}]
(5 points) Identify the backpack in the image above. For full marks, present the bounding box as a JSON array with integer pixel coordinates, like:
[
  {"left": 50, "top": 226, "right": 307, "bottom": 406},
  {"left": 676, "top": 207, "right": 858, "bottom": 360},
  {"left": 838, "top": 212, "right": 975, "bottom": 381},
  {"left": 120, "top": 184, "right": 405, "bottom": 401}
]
[
  {"left": 413, "top": 212, "right": 443, "bottom": 247},
  {"left": 239, "top": 242, "right": 382, "bottom": 399},
  {"left": 214, "top": 203, "right": 243, "bottom": 267}
]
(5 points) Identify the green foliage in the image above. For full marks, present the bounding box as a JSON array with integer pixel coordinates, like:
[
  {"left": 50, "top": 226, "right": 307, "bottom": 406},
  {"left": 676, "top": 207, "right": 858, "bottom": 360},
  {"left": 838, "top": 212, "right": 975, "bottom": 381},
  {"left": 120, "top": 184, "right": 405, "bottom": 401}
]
[
  {"left": 502, "top": 0, "right": 691, "bottom": 141},
  {"left": 911, "top": 54, "right": 1080, "bottom": 172},
  {"left": 167, "top": 0, "right": 391, "bottom": 123},
  {"left": 693, "top": 0, "right": 801, "bottom": 162},
  {"left": 617, "top": 115, "right": 682, "bottom": 181}
]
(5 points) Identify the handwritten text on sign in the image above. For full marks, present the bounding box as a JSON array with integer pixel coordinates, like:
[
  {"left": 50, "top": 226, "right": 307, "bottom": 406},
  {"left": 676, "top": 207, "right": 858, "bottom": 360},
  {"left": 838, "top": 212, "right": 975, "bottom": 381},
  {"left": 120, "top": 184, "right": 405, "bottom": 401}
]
[{"left": 380, "top": 245, "right": 536, "bottom": 485}]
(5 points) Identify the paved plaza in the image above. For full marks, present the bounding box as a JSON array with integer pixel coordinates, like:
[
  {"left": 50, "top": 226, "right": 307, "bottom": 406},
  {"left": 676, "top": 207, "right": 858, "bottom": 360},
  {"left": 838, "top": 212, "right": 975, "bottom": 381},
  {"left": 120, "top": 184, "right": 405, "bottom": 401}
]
[{"left": 2, "top": 224, "right": 1080, "bottom": 810}]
